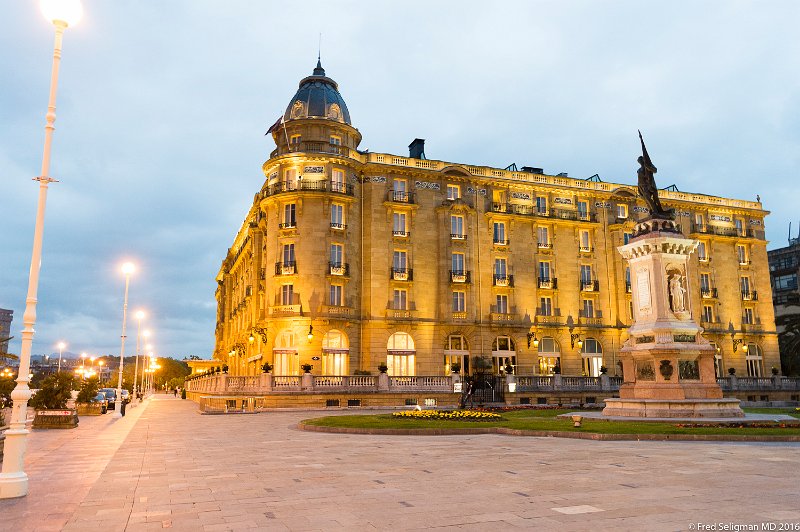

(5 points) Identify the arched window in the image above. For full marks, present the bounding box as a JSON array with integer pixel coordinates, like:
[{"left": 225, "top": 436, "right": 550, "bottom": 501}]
[
  {"left": 444, "top": 335, "right": 469, "bottom": 375},
  {"left": 491, "top": 336, "right": 516, "bottom": 374},
  {"left": 580, "top": 338, "right": 603, "bottom": 377},
  {"left": 273, "top": 329, "right": 298, "bottom": 375},
  {"left": 745, "top": 343, "right": 763, "bottom": 377},
  {"left": 537, "top": 336, "right": 561, "bottom": 375},
  {"left": 322, "top": 329, "right": 348, "bottom": 375},
  {"left": 387, "top": 332, "right": 415, "bottom": 376}
]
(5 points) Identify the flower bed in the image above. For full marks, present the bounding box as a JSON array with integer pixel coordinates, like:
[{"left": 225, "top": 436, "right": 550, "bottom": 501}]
[{"left": 392, "top": 410, "right": 503, "bottom": 421}]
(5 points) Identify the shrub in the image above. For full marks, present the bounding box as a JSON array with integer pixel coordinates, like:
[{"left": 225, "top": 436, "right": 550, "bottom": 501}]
[
  {"left": 76, "top": 377, "right": 100, "bottom": 403},
  {"left": 29, "top": 373, "right": 75, "bottom": 410},
  {"left": 181, "top": 388, "right": 187, "bottom": 400}
]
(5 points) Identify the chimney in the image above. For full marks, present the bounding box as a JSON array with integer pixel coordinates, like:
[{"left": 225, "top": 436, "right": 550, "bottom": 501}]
[{"left": 408, "top": 138, "right": 426, "bottom": 160}]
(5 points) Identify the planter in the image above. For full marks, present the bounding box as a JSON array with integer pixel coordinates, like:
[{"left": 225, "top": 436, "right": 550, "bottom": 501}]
[
  {"left": 76, "top": 403, "right": 106, "bottom": 416},
  {"left": 32, "top": 409, "right": 79, "bottom": 429}
]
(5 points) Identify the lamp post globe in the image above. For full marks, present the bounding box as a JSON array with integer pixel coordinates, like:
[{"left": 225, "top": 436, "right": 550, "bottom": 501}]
[
  {"left": 40, "top": 0, "right": 83, "bottom": 27},
  {"left": 56, "top": 341, "right": 66, "bottom": 372}
]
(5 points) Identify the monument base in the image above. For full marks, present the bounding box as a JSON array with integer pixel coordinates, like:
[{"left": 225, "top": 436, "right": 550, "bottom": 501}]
[{"left": 602, "top": 398, "right": 744, "bottom": 418}]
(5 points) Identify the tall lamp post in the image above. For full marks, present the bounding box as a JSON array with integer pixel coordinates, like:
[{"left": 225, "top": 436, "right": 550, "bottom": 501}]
[
  {"left": 0, "top": 0, "right": 83, "bottom": 500},
  {"left": 134, "top": 311, "right": 145, "bottom": 400},
  {"left": 56, "top": 341, "right": 66, "bottom": 373},
  {"left": 114, "top": 262, "right": 135, "bottom": 418}
]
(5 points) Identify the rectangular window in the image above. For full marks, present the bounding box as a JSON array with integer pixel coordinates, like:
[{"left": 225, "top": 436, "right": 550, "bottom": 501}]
[
  {"left": 582, "top": 299, "right": 594, "bottom": 318},
  {"left": 695, "top": 213, "right": 704, "bottom": 226},
  {"left": 282, "top": 243, "right": 295, "bottom": 264},
  {"left": 700, "top": 273, "right": 710, "bottom": 292},
  {"left": 774, "top": 273, "right": 798, "bottom": 291},
  {"left": 735, "top": 218, "right": 744, "bottom": 236},
  {"left": 536, "top": 196, "right": 547, "bottom": 214},
  {"left": 290, "top": 135, "right": 301, "bottom": 145},
  {"left": 330, "top": 244, "right": 343, "bottom": 265},
  {"left": 697, "top": 241, "right": 708, "bottom": 261},
  {"left": 737, "top": 245, "right": 748, "bottom": 265},
  {"left": 496, "top": 294, "right": 508, "bottom": 314},
  {"left": 537, "top": 226, "right": 550, "bottom": 247},
  {"left": 539, "top": 261, "right": 551, "bottom": 281},
  {"left": 580, "top": 265, "right": 593, "bottom": 284},
  {"left": 283, "top": 203, "right": 296, "bottom": 227},
  {"left": 577, "top": 201, "right": 589, "bottom": 220},
  {"left": 451, "top": 252, "right": 465, "bottom": 272},
  {"left": 625, "top": 267, "right": 631, "bottom": 290},
  {"left": 617, "top": 204, "right": 628, "bottom": 219},
  {"left": 284, "top": 168, "right": 297, "bottom": 190},
  {"left": 452, "top": 291, "right": 465, "bottom": 312},
  {"left": 281, "top": 284, "right": 294, "bottom": 305},
  {"left": 623, "top": 232, "right": 632, "bottom": 245},
  {"left": 393, "top": 178, "right": 406, "bottom": 192},
  {"left": 743, "top": 307, "right": 754, "bottom": 325},
  {"left": 740, "top": 276, "right": 751, "bottom": 294},
  {"left": 494, "top": 258, "right": 507, "bottom": 277},
  {"left": 331, "top": 203, "right": 344, "bottom": 227},
  {"left": 331, "top": 169, "right": 345, "bottom": 192},
  {"left": 579, "top": 230, "right": 591, "bottom": 251},
  {"left": 702, "top": 305, "right": 713, "bottom": 323},
  {"left": 393, "top": 250, "right": 407, "bottom": 270},
  {"left": 493, "top": 222, "right": 506, "bottom": 244},
  {"left": 393, "top": 212, "right": 407, "bottom": 235},
  {"left": 539, "top": 297, "right": 552, "bottom": 316},
  {"left": 393, "top": 289, "right": 408, "bottom": 310},
  {"left": 446, "top": 184, "right": 460, "bottom": 200},
  {"left": 329, "top": 284, "right": 343, "bottom": 306},
  {"left": 450, "top": 215, "right": 464, "bottom": 237},
  {"left": 329, "top": 135, "right": 341, "bottom": 145}
]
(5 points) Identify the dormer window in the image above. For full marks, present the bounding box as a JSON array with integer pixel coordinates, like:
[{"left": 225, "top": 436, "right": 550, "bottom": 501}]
[{"left": 447, "top": 184, "right": 460, "bottom": 200}]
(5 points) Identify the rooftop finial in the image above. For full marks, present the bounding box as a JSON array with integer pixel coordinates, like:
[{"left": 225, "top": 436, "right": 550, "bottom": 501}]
[{"left": 313, "top": 33, "right": 325, "bottom": 76}]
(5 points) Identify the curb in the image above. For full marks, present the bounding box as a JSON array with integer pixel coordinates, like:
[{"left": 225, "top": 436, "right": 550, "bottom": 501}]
[{"left": 297, "top": 422, "right": 800, "bottom": 442}]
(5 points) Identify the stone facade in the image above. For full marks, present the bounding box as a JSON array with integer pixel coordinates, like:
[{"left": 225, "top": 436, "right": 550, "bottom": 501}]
[{"left": 213, "top": 62, "right": 779, "bottom": 380}]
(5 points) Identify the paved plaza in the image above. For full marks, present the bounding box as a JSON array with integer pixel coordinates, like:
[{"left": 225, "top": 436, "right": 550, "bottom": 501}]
[{"left": 1, "top": 396, "right": 799, "bottom": 531}]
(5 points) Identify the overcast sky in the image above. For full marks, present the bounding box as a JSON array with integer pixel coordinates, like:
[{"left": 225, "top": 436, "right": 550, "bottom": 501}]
[{"left": 1, "top": 1, "right": 798, "bottom": 360}]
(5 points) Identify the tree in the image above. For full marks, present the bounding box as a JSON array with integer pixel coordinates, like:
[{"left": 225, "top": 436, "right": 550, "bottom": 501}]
[
  {"left": 778, "top": 309, "right": 800, "bottom": 377},
  {"left": 29, "top": 373, "right": 75, "bottom": 410},
  {"left": 76, "top": 377, "right": 100, "bottom": 403},
  {"left": 0, "top": 374, "right": 14, "bottom": 408}
]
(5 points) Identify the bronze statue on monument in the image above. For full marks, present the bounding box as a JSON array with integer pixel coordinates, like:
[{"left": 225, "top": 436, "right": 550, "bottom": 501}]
[{"left": 637, "top": 130, "right": 675, "bottom": 220}]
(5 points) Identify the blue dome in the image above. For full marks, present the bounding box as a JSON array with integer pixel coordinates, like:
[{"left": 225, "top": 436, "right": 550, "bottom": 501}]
[{"left": 283, "top": 60, "right": 352, "bottom": 125}]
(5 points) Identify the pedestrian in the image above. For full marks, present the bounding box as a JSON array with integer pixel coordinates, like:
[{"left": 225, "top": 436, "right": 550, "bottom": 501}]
[{"left": 173, "top": 387, "right": 178, "bottom": 397}]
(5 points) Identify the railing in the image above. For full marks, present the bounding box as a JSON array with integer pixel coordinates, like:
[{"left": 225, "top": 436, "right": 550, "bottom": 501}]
[
  {"left": 272, "top": 376, "right": 301, "bottom": 389},
  {"left": 226, "top": 376, "right": 261, "bottom": 392},
  {"left": 515, "top": 375, "right": 610, "bottom": 392},
  {"left": 390, "top": 376, "right": 451, "bottom": 389},
  {"left": 387, "top": 191, "right": 414, "bottom": 203},
  {"left": 625, "top": 281, "right": 632, "bottom": 293},
  {"left": 324, "top": 305, "right": 353, "bottom": 317},
  {"left": 330, "top": 222, "right": 347, "bottom": 230},
  {"left": 449, "top": 270, "right": 471, "bottom": 283},
  {"left": 580, "top": 280, "right": 600, "bottom": 292},
  {"left": 538, "top": 242, "right": 553, "bottom": 249},
  {"left": 578, "top": 310, "right": 603, "bottom": 326},
  {"left": 278, "top": 222, "right": 296, "bottom": 229},
  {"left": 270, "top": 304, "right": 301, "bottom": 316},
  {"left": 270, "top": 141, "right": 356, "bottom": 159},
  {"left": 490, "top": 203, "right": 598, "bottom": 222},
  {"left": 493, "top": 238, "right": 510, "bottom": 246},
  {"left": 329, "top": 262, "right": 350, "bottom": 276},
  {"left": 690, "top": 224, "right": 764, "bottom": 239},
  {"left": 392, "top": 230, "right": 410, "bottom": 238},
  {"left": 538, "top": 277, "right": 558, "bottom": 289},
  {"left": 741, "top": 290, "right": 758, "bottom": 301},
  {"left": 262, "top": 179, "right": 355, "bottom": 198},
  {"left": 275, "top": 261, "right": 297, "bottom": 275},
  {"left": 450, "top": 233, "right": 467, "bottom": 240},
  {"left": 493, "top": 274, "right": 514, "bottom": 287},
  {"left": 390, "top": 267, "right": 413, "bottom": 281},
  {"left": 535, "top": 307, "right": 562, "bottom": 325},
  {"left": 701, "top": 288, "right": 718, "bottom": 299}
]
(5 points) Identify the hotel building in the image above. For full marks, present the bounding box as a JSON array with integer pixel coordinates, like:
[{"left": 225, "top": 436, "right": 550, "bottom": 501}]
[{"left": 213, "top": 61, "right": 779, "bottom": 380}]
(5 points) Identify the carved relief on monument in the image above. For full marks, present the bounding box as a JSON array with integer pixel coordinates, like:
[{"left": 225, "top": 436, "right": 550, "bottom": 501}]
[
  {"left": 635, "top": 267, "right": 652, "bottom": 316},
  {"left": 636, "top": 360, "right": 656, "bottom": 381}
]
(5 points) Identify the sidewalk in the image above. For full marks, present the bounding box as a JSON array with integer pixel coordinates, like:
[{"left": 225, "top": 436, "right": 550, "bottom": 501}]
[{"left": 2, "top": 396, "right": 800, "bottom": 531}]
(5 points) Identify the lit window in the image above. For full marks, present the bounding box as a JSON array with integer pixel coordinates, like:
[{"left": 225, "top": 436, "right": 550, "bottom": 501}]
[
  {"left": 330, "top": 135, "right": 341, "bottom": 145},
  {"left": 446, "top": 184, "right": 460, "bottom": 200},
  {"left": 616, "top": 204, "right": 628, "bottom": 219},
  {"left": 393, "top": 212, "right": 407, "bottom": 236}
]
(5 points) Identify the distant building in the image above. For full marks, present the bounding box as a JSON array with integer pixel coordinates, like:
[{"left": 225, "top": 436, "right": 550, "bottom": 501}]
[
  {"left": 0, "top": 308, "right": 12, "bottom": 353},
  {"left": 769, "top": 237, "right": 800, "bottom": 335},
  {"left": 213, "top": 61, "right": 780, "bottom": 380}
]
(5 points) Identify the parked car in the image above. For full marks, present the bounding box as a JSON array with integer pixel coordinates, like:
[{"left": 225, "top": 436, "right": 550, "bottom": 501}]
[
  {"left": 91, "top": 392, "right": 108, "bottom": 414},
  {"left": 100, "top": 388, "right": 131, "bottom": 411}
]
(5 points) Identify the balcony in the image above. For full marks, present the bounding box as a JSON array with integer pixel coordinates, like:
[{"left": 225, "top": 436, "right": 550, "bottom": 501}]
[
  {"left": 698, "top": 256, "right": 711, "bottom": 263},
  {"left": 535, "top": 307, "right": 562, "bottom": 325},
  {"left": 270, "top": 141, "right": 356, "bottom": 159},
  {"left": 450, "top": 233, "right": 467, "bottom": 241},
  {"left": 580, "top": 280, "right": 600, "bottom": 292},
  {"left": 275, "top": 261, "right": 296, "bottom": 275},
  {"left": 329, "top": 262, "right": 350, "bottom": 276},
  {"left": 386, "top": 304, "right": 417, "bottom": 320},
  {"left": 690, "top": 223, "right": 763, "bottom": 239},
  {"left": 739, "top": 259, "right": 751, "bottom": 266},
  {"left": 701, "top": 287, "right": 718, "bottom": 299},
  {"left": 741, "top": 316, "right": 763, "bottom": 332},
  {"left": 263, "top": 179, "right": 355, "bottom": 198},
  {"left": 278, "top": 222, "right": 296, "bottom": 230},
  {"left": 490, "top": 305, "right": 516, "bottom": 322},
  {"left": 579, "top": 245, "right": 592, "bottom": 253},
  {"left": 323, "top": 305, "right": 353, "bottom": 318},
  {"left": 330, "top": 222, "right": 347, "bottom": 230},
  {"left": 579, "top": 310, "right": 603, "bottom": 327},
  {"left": 493, "top": 274, "right": 514, "bottom": 287},
  {"left": 392, "top": 230, "right": 410, "bottom": 238},
  {"left": 741, "top": 290, "right": 758, "bottom": 301},
  {"left": 270, "top": 304, "right": 301, "bottom": 316},
  {"left": 493, "top": 238, "right": 510, "bottom": 246},
  {"left": 537, "top": 242, "right": 553, "bottom": 250},
  {"left": 490, "top": 203, "right": 597, "bottom": 223},
  {"left": 390, "top": 267, "right": 413, "bottom": 281},
  {"left": 538, "top": 277, "right": 558, "bottom": 289},
  {"left": 387, "top": 191, "right": 414, "bottom": 203},
  {"left": 452, "top": 311, "right": 468, "bottom": 320},
  {"left": 449, "top": 270, "right": 471, "bottom": 283}
]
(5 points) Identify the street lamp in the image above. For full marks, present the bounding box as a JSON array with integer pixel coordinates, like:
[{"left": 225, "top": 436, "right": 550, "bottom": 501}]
[
  {"left": 134, "top": 311, "right": 145, "bottom": 400},
  {"left": 0, "top": 2, "right": 83, "bottom": 497},
  {"left": 114, "top": 262, "right": 135, "bottom": 418},
  {"left": 56, "top": 341, "right": 66, "bottom": 372}
]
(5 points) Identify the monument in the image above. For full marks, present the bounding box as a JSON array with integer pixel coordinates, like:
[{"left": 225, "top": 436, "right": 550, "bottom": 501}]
[{"left": 602, "top": 133, "right": 744, "bottom": 418}]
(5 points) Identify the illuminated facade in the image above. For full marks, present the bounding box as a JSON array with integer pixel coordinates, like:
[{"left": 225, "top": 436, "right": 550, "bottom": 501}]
[{"left": 213, "top": 62, "right": 779, "bottom": 379}]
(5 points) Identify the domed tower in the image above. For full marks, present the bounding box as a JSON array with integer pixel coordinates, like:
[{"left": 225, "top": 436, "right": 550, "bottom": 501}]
[{"left": 253, "top": 60, "right": 364, "bottom": 377}]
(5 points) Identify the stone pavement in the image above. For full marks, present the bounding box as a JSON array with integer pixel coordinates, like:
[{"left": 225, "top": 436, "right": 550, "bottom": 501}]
[{"left": 1, "top": 396, "right": 799, "bottom": 531}]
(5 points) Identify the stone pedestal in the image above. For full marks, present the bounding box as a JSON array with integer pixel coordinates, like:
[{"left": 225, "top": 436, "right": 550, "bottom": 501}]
[{"left": 602, "top": 217, "right": 743, "bottom": 418}]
